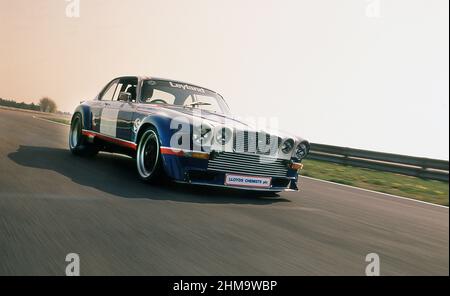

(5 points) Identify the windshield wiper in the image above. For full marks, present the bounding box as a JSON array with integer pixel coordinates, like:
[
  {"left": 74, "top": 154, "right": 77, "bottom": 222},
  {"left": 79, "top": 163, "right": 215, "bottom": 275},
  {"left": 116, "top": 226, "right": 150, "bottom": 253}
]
[{"left": 184, "top": 101, "right": 212, "bottom": 108}]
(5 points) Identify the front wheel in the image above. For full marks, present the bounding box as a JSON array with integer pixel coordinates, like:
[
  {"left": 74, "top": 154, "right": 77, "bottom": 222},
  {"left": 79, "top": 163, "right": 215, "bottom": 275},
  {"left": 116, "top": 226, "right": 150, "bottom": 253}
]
[
  {"left": 69, "top": 113, "right": 99, "bottom": 157},
  {"left": 136, "top": 128, "right": 163, "bottom": 183}
]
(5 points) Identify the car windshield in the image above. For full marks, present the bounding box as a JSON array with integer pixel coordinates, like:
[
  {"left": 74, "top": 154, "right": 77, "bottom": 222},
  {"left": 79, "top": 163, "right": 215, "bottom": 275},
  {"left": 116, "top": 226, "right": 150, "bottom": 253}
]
[{"left": 140, "top": 79, "right": 230, "bottom": 114}]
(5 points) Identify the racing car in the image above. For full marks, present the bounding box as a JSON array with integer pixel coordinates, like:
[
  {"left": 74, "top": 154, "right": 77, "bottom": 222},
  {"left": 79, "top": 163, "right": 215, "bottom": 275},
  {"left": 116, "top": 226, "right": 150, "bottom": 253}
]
[{"left": 69, "top": 76, "right": 309, "bottom": 192}]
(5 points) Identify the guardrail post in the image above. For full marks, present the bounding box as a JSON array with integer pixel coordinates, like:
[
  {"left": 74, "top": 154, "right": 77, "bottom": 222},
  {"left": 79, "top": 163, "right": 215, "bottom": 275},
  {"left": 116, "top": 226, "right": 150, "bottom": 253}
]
[{"left": 342, "top": 147, "right": 349, "bottom": 166}]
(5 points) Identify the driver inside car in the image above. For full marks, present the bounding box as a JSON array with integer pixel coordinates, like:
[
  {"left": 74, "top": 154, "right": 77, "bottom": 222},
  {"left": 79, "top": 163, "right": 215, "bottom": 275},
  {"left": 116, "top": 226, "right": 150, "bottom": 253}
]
[{"left": 141, "top": 83, "right": 154, "bottom": 102}]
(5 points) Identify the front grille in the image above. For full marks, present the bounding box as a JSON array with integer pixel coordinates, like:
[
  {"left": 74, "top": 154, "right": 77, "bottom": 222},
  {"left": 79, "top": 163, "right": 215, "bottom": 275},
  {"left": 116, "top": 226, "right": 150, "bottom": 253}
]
[
  {"left": 233, "top": 131, "right": 281, "bottom": 156},
  {"left": 208, "top": 152, "right": 289, "bottom": 178}
]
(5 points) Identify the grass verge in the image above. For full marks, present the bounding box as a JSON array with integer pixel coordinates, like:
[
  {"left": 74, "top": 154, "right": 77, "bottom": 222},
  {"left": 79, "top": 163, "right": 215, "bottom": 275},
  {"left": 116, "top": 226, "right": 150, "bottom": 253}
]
[{"left": 301, "top": 159, "right": 449, "bottom": 206}]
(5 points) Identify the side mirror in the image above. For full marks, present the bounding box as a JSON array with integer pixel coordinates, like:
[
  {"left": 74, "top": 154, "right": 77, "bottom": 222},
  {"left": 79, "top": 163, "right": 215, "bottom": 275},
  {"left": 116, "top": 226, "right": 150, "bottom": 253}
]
[{"left": 118, "top": 92, "right": 132, "bottom": 102}]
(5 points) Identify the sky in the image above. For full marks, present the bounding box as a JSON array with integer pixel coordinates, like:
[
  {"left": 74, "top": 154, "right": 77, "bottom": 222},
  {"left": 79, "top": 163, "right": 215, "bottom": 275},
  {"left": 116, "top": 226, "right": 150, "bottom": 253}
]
[{"left": 0, "top": 0, "right": 448, "bottom": 160}]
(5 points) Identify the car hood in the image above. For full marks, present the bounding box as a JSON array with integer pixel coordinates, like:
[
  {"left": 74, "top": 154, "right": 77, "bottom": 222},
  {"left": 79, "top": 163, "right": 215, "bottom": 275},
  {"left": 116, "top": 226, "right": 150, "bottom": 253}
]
[{"left": 136, "top": 104, "right": 305, "bottom": 142}]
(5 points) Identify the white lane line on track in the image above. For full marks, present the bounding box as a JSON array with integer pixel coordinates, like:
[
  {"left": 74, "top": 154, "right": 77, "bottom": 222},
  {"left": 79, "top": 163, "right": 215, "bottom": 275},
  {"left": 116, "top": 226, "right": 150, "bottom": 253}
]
[
  {"left": 300, "top": 176, "right": 449, "bottom": 209},
  {"left": 33, "top": 116, "right": 70, "bottom": 127}
]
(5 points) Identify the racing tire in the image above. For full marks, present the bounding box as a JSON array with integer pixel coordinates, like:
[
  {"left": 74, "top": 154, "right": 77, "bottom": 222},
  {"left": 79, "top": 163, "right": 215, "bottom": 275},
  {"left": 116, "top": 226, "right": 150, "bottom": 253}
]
[
  {"left": 69, "top": 113, "right": 99, "bottom": 157},
  {"left": 136, "top": 127, "right": 163, "bottom": 183}
]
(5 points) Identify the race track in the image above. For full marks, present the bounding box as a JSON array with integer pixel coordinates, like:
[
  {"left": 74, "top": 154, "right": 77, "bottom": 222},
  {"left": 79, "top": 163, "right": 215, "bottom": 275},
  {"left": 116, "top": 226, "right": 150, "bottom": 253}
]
[{"left": 0, "top": 109, "right": 448, "bottom": 275}]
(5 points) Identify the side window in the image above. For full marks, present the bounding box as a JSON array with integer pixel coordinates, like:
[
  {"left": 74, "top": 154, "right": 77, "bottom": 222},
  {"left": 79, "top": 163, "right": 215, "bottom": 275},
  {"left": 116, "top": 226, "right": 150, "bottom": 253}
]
[
  {"left": 124, "top": 84, "right": 137, "bottom": 102},
  {"left": 112, "top": 83, "right": 124, "bottom": 101},
  {"left": 114, "top": 78, "right": 138, "bottom": 102},
  {"left": 100, "top": 80, "right": 118, "bottom": 101}
]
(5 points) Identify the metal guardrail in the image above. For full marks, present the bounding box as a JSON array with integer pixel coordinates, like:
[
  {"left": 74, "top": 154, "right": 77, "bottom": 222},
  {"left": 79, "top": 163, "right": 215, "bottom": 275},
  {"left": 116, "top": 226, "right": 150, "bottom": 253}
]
[{"left": 307, "top": 143, "right": 449, "bottom": 182}]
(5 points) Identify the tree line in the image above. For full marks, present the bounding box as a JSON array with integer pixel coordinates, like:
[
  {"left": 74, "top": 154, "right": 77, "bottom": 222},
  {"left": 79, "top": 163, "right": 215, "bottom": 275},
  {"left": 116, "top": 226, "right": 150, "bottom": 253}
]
[{"left": 0, "top": 97, "right": 58, "bottom": 113}]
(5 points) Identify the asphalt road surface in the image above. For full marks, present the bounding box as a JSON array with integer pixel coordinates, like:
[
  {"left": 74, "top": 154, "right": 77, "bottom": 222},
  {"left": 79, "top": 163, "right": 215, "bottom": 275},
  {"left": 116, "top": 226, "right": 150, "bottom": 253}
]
[{"left": 0, "top": 109, "right": 448, "bottom": 275}]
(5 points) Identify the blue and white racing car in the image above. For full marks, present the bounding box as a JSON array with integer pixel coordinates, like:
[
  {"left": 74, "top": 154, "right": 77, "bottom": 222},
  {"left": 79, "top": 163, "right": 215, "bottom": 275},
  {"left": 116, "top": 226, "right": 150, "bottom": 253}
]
[{"left": 70, "top": 76, "right": 309, "bottom": 192}]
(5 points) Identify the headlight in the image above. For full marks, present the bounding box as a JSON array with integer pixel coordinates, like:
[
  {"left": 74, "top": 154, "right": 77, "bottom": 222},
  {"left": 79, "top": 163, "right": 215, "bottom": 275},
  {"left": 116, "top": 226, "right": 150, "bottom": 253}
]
[
  {"left": 193, "top": 122, "right": 213, "bottom": 146},
  {"left": 214, "top": 127, "right": 232, "bottom": 145},
  {"left": 281, "top": 138, "right": 295, "bottom": 154},
  {"left": 294, "top": 143, "right": 308, "bottom": 160}
]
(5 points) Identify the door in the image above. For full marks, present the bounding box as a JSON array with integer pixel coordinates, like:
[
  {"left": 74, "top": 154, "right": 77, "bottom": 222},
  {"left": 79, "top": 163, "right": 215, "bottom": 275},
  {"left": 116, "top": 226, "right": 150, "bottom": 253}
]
[
  {"left": 97, "top": 79, "right": 120, "bottom": 137},
  {"left": 112, "top": 78, "right": 138, "bottom": 141},
  {"left": 108, "top": 78, "right": 138, "bottom": 141}
]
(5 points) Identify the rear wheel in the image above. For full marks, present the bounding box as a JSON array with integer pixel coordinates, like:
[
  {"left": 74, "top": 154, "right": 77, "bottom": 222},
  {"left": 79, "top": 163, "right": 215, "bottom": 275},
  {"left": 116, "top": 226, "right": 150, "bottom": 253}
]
[
  {"left": 136, "top": 128, "right": 163, "bottom": 182},
  {"left": 69, "top": 113, "right": 99, "bottom": 157}
]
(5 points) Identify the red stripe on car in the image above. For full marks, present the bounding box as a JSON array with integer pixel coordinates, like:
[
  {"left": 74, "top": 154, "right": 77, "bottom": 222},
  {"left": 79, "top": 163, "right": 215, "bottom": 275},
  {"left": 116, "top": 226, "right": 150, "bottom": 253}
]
[
  {"left": 160, "top": 147, "right": 185, "bottom": 156},
  {"left": 82, "top": 130, "right": 137, "bottom": 150}
]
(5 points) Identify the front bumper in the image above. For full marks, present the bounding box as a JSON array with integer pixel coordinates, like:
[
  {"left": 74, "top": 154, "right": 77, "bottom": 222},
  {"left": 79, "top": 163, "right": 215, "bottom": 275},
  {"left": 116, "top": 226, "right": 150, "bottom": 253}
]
[
  {"left": 180, "top": 170, "right": 299, "bottom": 192},
  {"left": 161, "top": 149, "right": 300, "bottom": 191}
]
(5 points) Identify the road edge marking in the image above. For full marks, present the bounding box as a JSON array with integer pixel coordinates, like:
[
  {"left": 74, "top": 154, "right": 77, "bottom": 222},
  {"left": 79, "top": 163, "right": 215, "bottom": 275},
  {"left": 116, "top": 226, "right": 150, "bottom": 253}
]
[
  {"left": 300, "top": 176, "right": 449, "bottom": 209},
  {"left": 33, "top": 116, "right": 70, "bottom": 127}
]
